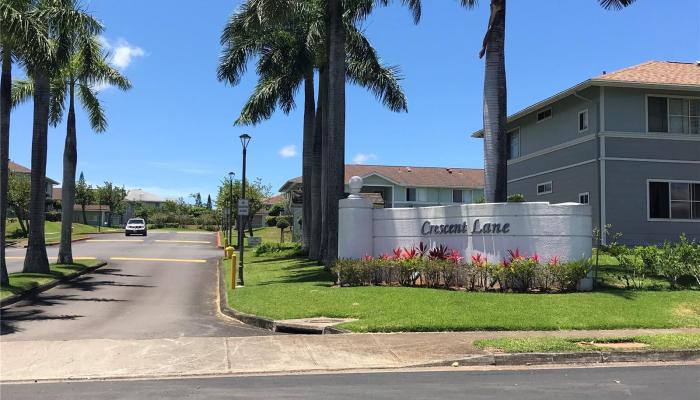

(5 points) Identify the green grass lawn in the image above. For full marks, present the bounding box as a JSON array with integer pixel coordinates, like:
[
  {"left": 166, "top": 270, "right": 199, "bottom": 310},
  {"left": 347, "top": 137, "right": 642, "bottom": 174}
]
[
  {"left": 0, "top": 258, "right": 102, "bottom": 299},
  {"left": 5, "top": 220, "right": 120, "bottom": 244},
  {"left": 474, "top": 333, "right": 700, "bottom": 353},
  {"left": 225, "top": 252, "right": 700, "bottom": 333},
  {"left": 219, "top": 226, "right": 288, "bottom": 247}
]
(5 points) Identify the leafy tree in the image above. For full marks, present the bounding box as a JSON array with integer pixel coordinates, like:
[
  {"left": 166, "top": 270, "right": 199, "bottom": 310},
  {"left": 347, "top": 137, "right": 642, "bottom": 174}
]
[
  {"left": 95, "top": 181, "right": 126, "bottom": 226},
  {"left": 22, "top": 0, "right": 102, "bottom": 274},
  {"left": 190, "top": 192, "right": 202, "bottom": 206},
  {"left": 74, "top": 171, "right": 93, "bottom": 224},
  {"left": 216, "top": 177, "right": 272, "bottom": 237},
  {"left": 276, "top": 217, "right": 290, "bottom": 243},
  {"left": 206, "top": 194, "right": 212, "bottom": 210},
  {"left": 7, "top": 171, "right": 30, "bottom": 235},
  {"left": 0, "top": 0, "right": 52, "bottom": 282},
  {"left": 459, "top": 0, "right": 635, "bottom": 202},
  {"left": 14, "top": 35, "right": 131, "bottom": 263}
]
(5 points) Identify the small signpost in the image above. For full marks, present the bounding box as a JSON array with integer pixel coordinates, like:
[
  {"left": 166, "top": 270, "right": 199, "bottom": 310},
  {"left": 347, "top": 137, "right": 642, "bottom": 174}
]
[{"left": 238, "top": 199, "right": 249, "bottom": 216}]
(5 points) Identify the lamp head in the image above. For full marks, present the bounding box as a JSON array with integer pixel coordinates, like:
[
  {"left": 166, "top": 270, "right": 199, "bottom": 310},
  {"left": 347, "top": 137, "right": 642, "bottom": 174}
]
[{"left": 239, "top": 133, "right": 251, "bottom": 149}]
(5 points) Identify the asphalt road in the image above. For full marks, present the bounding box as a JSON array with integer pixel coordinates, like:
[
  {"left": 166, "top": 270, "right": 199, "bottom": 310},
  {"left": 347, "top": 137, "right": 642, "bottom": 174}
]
[
  {"left": 2, "top": 365, "right": 699, "bottom": 399},
  {"left": 1, "top": 231, "right": 269, "bottom": 340}
]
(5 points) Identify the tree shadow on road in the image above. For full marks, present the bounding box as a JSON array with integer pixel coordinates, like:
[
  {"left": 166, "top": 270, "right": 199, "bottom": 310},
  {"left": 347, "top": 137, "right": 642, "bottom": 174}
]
[
  {"left": 0, "top": 308, "right": 83, "bottom": 335},
  {"left": 61, "top": 276, "right": 155, "bottom": 292},
  {"left": 93, "top": 268, "right": 151, "bottom": 278}
]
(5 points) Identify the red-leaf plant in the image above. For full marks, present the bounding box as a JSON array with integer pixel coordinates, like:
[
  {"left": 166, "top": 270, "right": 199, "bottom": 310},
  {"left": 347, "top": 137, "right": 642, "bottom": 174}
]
[{"left": 428, "top": 244, "right": 450, "bottom": 260}]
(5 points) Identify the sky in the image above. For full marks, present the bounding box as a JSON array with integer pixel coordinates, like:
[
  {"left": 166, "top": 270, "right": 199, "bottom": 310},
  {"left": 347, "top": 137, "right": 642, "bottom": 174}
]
[{"left": 7, "top": 0, "right": 700, "bottom": 202}]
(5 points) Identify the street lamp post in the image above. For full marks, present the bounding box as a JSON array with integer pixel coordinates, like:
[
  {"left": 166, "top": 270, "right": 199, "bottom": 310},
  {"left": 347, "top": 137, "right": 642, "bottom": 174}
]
[
  {"left": 237, "top": 133, "right": 251, "bottom": 286},
  {"left": 227, "top": 172, "right": 234, "bottom": 246}
]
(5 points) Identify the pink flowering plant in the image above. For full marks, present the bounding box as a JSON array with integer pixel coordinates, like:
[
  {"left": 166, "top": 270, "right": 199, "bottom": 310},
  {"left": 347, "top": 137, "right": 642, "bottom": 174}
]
[{"left": 332, "top": 244, "right": 590, "bottom": 292}]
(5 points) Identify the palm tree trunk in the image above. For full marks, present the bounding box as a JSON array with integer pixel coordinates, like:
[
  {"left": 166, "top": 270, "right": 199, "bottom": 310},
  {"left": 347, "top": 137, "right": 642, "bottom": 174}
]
[
  {"left": 482, "top": 0, "right": 508, "bottom": 203},
  {"left": 301, "top": 71, "right": 315, "bottom": 253},
  {"left": 0, "top": 48, "right": 12, "bottom": 284},
  {"left": 322, "top": 0, "right": 346, "bottom": 268},
  {"left": 309, "top": 67, "right": 326, "bottom": 261},
  {"left": 22, "top": 70, "right": 50, "bottom": 273},
  {"left": 57, "top": 82, "right": 77, "bottom": 264}
]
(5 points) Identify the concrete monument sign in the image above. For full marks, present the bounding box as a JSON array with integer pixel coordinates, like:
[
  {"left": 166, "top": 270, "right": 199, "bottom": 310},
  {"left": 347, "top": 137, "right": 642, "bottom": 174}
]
[{"left": 339, "top": 176, "right": 592, "bottom": 267}]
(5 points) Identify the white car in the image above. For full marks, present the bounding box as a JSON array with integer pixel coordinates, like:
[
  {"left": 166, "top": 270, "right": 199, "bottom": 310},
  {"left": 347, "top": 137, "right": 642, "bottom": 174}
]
[{"left": 125, "top": 218, "right": 147, "bottom": 236}]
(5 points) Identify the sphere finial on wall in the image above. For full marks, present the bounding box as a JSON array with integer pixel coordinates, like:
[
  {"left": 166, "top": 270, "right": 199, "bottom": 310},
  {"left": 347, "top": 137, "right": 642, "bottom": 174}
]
[{"left": 348, "top": 176, "right": 363, "bottom": 197}]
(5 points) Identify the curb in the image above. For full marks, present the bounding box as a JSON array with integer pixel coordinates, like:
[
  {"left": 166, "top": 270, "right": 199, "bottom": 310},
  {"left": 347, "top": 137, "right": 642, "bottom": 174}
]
[
  {"left": 412, "top": 349, "right": 700, "bottom": 368},
  {"left": 217, "top": 259, "right": 348, "bottom": 334},
  {"left": 0, "top": 260, "right": 108, "bottom": 308}
]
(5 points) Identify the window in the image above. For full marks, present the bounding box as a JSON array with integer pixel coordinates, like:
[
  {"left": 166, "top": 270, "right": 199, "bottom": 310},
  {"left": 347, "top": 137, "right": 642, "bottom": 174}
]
[
  {"left": 452, "top": 189, "right": 463, "bottom": 203},
  {"left": 648, "top": 180, "right": 700, "bottom": 220},
  {"left": 536, "top": 108, "right": 552, "bottom": 123},
  {"left": 507, "top": 128, "right": 520, "bottom": 160},
  {"left": 406, "top": 187, "right": 416, "bottom": 202},
  {"left": 647, "top": 96, "right": 700, "bottom": 134},
  {"left": 578, "top": 109, "right": 589, "bottom": 133},
  {"left": 578, "top": 192, "right": 590, "bottom": 205},
  {"left": 537, "top": 181, "right": 552, "bottom": 195}
]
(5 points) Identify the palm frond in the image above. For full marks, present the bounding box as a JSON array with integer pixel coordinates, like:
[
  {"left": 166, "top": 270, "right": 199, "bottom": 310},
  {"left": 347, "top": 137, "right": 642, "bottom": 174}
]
[
  {"left": 10, "top": 78, "right": 34, "bottom": 108},
  {"left": 48, "top": 79, "right": 66, "bottom": 125},
  {"left": 598, "top": 0, "right": 636, "bottom": 10},
  {"left": 77, "top": 83, "right": 106, "bottom": 132}
]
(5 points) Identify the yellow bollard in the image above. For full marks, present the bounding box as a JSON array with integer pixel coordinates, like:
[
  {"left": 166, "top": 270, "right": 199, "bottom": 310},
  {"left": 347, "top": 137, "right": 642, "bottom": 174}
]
[
  {"left": 230, "top": 254, "right": 237, "bottom": 289},
  {"left": 225, "top": 246, "right": 234, "bottom": 259}
]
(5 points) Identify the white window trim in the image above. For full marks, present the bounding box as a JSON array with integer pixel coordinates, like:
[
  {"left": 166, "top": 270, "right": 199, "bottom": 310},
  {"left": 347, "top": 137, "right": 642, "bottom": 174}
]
[
  {"left": 578, "top": 192, "right": 590, "bottom": 205},
  {"left": 645, "top": 94, "right": 700, "bottom": 134},
  {"left": 536, "top": 108, "right": 552, "bottom": 124},
  {"left": 507, "top": 127, "right": 521, "bottom": 160},
  {"left": 578, "top": 109, "right": 589, "bottom": 133},
  {"left": 646, "top": 178, "right": 700, "bottom": 223},
  {"left": 536, "top": 181, "right": 553, "bottom": 196}
]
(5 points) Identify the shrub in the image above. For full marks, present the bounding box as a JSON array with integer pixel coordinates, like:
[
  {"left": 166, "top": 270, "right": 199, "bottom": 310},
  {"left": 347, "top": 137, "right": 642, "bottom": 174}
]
[
  {"left": 268, "top": 202, "right": 285, "bottom": 217},
  {"left": 506, "top": 193, "right": 525, "bottom": 202},
  {"left": 265, "top": 216, "right": 277, "bottom": 227},
  {"left": 254, "top": 241, "right": 302, "bottom": 257},
  {"left": 45, "top": 211, "right": 61, "bottom": 222}
]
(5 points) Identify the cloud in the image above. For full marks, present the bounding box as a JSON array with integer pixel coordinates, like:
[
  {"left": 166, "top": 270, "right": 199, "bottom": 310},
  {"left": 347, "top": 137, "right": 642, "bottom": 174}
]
[
  {"left": 93, "top": 36, "right": 144, "bottom": 91},
  {"left": 135, "top": 186, "right": 208, "bottom": 201},
  {"left": 352, "top": 153, "right": 378, "bottom": 164},
  {"left": 278, "top": 145, "right": 297, "bottom": 158}
]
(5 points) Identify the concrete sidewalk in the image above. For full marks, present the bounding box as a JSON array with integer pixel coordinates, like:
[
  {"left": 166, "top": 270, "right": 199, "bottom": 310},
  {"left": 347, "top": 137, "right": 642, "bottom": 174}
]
[{"left": 2, "top": 328, "right": 700, "bottom": 382}]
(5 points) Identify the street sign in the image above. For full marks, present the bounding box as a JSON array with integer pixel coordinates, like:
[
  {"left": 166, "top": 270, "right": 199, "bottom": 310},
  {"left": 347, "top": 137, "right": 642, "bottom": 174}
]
[
  {"left": 239, "top": 207, "right": 249, "bottom": 216},
  {"left": 238, "top": 199, "right": 249, "bottom": 207},
  {"left": 223, "top": 207, "right": 230, "bottom": 216}
]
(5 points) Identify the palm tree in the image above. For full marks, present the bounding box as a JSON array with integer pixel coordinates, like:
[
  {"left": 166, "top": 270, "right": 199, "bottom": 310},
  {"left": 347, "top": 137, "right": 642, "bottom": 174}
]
[
  {"left": 460, "top": 0, "right": 635, "bottom": 202},
  {"left": 21, "top": 0, "right": 101, "bottom": 273},
  {"left": 0, "top": 0, "right": 51, "bottom": 284},
  {"left": 218, "top": 0, "right": 409, "bottom": 261},
  {"left": 14, "top": 36, "right": 131, "bottom": 264}
]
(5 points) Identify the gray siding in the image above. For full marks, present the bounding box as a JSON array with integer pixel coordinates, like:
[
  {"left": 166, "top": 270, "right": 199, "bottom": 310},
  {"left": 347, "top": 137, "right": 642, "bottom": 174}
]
[
  {"left": 605, "top": 136, "right": 700, "bottom": 161},
  {"left": 507, "top": 86, "right": 600, "bottom": 156},
  {"left": 508, "top": 162, "right": 600, "bottom": 236},
  {"left": 605, "top": 159, "right": 700, "bottom": 245},
  {"left": 604, "top": 87, "right": 700, "bottom": 133},
  {"left": 507, "top": 138, "right": 597, "bottom": 180}
]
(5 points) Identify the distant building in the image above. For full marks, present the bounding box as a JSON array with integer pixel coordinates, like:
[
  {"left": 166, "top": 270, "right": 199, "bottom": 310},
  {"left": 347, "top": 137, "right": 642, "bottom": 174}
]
[
  {"left": 9, "top": 160, "right": 58, "bottom": 200},
  {"left": 278, "top": 164, "right": 486, "bottom": 239},
  {"left": 472, "top": 60, "right": 700, "bottom": 244},
  {"left": 124, "top": 189, "right": 168, "bottom": 221},
  {"left": 73, "top": 205, "right": 110, "bottom": 226}
]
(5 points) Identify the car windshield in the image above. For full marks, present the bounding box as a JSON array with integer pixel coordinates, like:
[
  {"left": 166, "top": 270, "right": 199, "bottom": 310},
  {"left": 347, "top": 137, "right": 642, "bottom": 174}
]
[{"left": 128, "top": 219, "right": 144, "bottom": 224}]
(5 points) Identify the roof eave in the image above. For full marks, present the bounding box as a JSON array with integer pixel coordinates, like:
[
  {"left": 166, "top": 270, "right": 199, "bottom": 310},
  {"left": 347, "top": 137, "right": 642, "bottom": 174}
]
[{"left": 471, "top": 79, "right": 700, "bottom": 138}]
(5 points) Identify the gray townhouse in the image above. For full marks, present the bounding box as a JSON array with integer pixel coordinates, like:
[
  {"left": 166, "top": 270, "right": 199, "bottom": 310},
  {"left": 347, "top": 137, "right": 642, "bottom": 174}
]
[{"left": 473, "top": 61, "right": 700, "bottom": 244}]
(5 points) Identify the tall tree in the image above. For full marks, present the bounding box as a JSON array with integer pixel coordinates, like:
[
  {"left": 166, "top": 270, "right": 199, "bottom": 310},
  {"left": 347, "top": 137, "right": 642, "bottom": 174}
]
[
  {"left": 8, "top": 171, "right": 31, "bottom": 235},
  {"left": 206, "top": 194, "right": 212, "bottom": 210},
  {"left": 74, "top": 171, "right": 92, "bottom": 224},
  {"left": 460, "top": 0, "right": 635, "bottom": 202},
  {"left": 218, "top": 0, "right": 411, "bottom": 261},
  {"left": 95, "top": 181, "right": 126, "bottom": 227},
  {"left": 14, "top": 35, "right": 131, "bottom": 263},
  {"left": 0, "top": 0, "right": 51, "bottom": 283},
  {"left": 21, "top": 0, "right": 102, "bottom": 273}
]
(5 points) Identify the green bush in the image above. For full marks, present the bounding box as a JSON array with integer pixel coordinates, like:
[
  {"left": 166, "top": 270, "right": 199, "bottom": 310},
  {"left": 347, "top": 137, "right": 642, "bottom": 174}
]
[
  {"left": 506, "top": 193, "right": 525, "bottom": 202},
  {"left": 254, "top": 241, "right": 303, "bottom": 257},
  {"left": 268, "top": 202, "right": 285, "bottom": 217},
  {"left": 265, "top": 216, "right": 277, "bottom": 227},
  {"left": 332, "top": 245, "right": 590, "bottom": 292},
  {"left": 45, "top": 211, "right": 61, "bottom": 222}
]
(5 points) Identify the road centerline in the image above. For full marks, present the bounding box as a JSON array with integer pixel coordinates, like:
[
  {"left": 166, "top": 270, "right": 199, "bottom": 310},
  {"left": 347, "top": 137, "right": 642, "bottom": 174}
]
[
  {"left": 109, "top": 257, "right": 207, "bottom": 263},
  {"left": 87, "top": 239, "right": 144, "bottom": 243},
  {"left": 154, "top": 240, "right": 211, "bottom": 244}
]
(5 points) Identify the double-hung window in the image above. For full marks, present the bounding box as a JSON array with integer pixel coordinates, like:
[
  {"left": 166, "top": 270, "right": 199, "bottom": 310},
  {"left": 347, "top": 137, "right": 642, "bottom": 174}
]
[
  {"left": 648, "top": 180, "right": 700, "bottom": 220},
  {"left": 507, "top": 128, "right": 520, "bottom": 160},
  {"left": 647, "top": 96, "right": 700, "bottom": 134},
  {"left": 406, "top": 187, "right": 416, "bottom": 202},
  {"left": 452, "top": 189, "right": 463, "bottom": 203}
]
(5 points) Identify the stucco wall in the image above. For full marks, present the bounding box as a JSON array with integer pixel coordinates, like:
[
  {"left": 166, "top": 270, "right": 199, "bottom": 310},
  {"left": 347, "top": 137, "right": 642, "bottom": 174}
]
[
  {"left": 339, "top": 201, "right": 592, "bottom": 264},
  {"left": 604, "top": 87, "right": 700, "bottom": 133}
]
